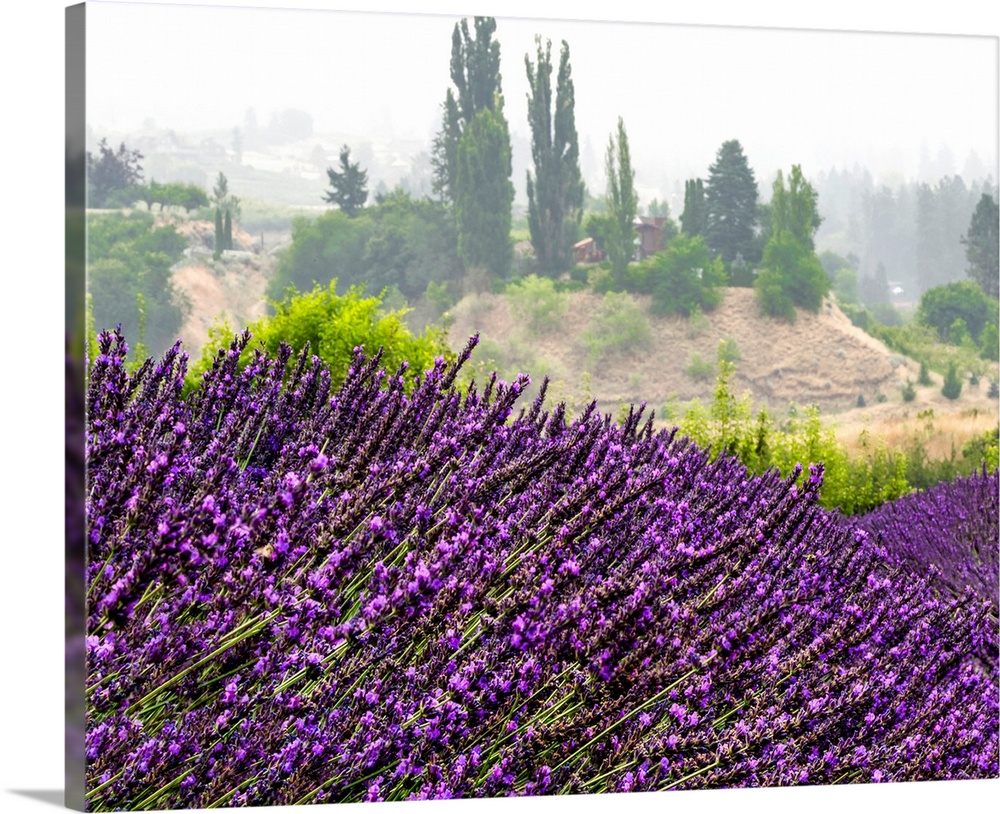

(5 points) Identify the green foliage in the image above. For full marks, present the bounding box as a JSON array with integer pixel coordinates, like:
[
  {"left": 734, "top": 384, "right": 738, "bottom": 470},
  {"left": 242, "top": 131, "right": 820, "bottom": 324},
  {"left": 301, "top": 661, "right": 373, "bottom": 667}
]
[
  {"left": 768, "top": 165, "right": 822, "bottom": 249},
  {"left": 980, "top": 321, "right": 1000, "bottom": 361},
  {"left": 754, "top": 231, "right": 829, "bottom": 320},
  {"left": 941, "top": 363, "right": 963, "bottom": 400},
  {"left": 524, "top": 37, "right": 584, "bottom": 275},
  {"left": 718, "top": 336, "right": 741, "bottom": 364},
  {"left": 918, "top": 280, "right": 998, "bottom": 344},
  {"left": 962, "top": 193, "right": 999, "bottom": 298},
  {"left": 643, "top": 233, "right": 726, "bottom": 317},
  {"left": 684, "top": 353, "right": 714, "bottom": 381},
  {"left": 581, "top": 292, "right": 652, "bottom": 365},
  {"left": 456, "top": 105, "right": 515, "bottom": 278},
  {"left": 674, "top": 351, "right": 912, "bottom": 515},
  {"left": 753, "top": 167, "right": 829, "bottom": 321},
  {"left": 270, "top": 192, "right": 461, "bottom": 304},
  {"left": 680, "top": 178, "right": 706, "bottom": 237},
  {"left": 989, "top": 380, "right": 999, "bottom": 399},
  {"left": 186, "top": 281, "right": 449, "bottom": 394},
  {"left": 87, "top": 138, "right": 144, "bottom": 208},
  {"left": 833, "top": 267, "right": 859, "bottom": 305},
  {"left": 902, "top": 379, "right": 917, "bottom": 402},
  {"left": 505, "top": 274, "right": 568, "bottom": 334},
  {"left": 323, "top": 145, "right": 369, "bottom": 217},
  {"left": 703, "top": 140, "right": 759, "bottom": 265},
  {"left": 87, "top": 211, "right": 189, "bottom": 357},
  {"left": 604, "top": 117, "right": 638, "bottom": 287},
  {"left": 918, "top": 361, "right": 932, "bottom": 385}
]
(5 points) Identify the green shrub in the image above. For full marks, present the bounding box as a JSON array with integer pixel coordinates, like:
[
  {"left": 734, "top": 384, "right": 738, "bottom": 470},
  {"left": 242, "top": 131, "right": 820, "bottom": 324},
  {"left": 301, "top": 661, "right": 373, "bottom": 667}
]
[
  {"left": 505, "top": 274, "right": 570, "bottom": 335},
  {"left": 587, "top": 266, "right": 617, "bottom": 294},
  {"left": 941, "top": 363, "right": 963, "bottom": 400},
  {"left": 918, "top": 280, "right": 997, "bottom": 344},
  {"left": 581, "top": 292, "right": 653, "bottom": 365},
  {"left": 718, "top": 336, "right": 741, "bottom": 364},
  {"left": 185, "top": 280, "right": 449, "bottom": 394},
  {"left": 918, "top": 361, "right": 932, "bottom": 385},
  {"left": 902, "top": 379, "right": 917, "bottom": 402},
  {"left": 644, "top": 234, "right": 726, "bottom": 317},
  {"left": 754, "top": 230, "right": 829, "bottom": 320},
  {"left": 685, "top": 353, "right": 714, "bottom": 381}
]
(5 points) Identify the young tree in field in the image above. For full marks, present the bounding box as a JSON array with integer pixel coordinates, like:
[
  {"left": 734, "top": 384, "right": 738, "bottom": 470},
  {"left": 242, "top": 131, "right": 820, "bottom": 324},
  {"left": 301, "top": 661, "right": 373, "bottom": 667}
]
[
  {"left": 323, "top": 145, "right": 369, "bottom": 217},
  {"left": 604, "top": 117, "right": 638, "bottom": 287},
  {"left": 962, "top": 193, "right": 999, "bottom": 299},
  {"left": 524, "top": 37, "right": 584, "bottom": 275},
  {"left": 431, "top": 16, "right": 504, "bottom": 206},
  {"left": 754, "top": 165, "right": 829, "bottom": 320},
  {"left": 87, "top": 138, "right": 144, "bottom": 207},
  {"left": 704, "top": 139, "right": 759, "bottom": 265},
  {"left": 680, "top": 178, "right": 707, "bottom": 237},
  {"left": 455, "top": 104, "right": 514, "bottom": 278}
]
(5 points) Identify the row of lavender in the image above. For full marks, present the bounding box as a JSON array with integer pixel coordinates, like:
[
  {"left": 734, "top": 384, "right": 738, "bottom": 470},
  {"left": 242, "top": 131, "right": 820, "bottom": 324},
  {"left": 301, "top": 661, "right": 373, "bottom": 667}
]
[{"left": 84, "top": 330, "right": 998, "bottom": 810}]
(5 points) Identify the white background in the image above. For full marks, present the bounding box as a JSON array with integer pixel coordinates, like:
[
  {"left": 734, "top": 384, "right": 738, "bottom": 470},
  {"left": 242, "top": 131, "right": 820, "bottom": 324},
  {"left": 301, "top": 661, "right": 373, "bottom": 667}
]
[{"left": 0, "top": 2, "right": 997, "bottom": 813}]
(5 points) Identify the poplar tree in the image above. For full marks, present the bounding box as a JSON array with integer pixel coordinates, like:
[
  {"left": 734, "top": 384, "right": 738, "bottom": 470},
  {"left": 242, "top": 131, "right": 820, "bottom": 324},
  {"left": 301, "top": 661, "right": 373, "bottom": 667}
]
[
  {"left": 604, "top": 117, "right": 637, "bottom": 287},
  {"left": 524, "top": 37, "right": 584, "bottom": 274},
  {"left": 455, "top": 104, "right": 514, "bottom": 278},
  {"left": 431, "top": 17, "right": 504, "bottom": 207}
]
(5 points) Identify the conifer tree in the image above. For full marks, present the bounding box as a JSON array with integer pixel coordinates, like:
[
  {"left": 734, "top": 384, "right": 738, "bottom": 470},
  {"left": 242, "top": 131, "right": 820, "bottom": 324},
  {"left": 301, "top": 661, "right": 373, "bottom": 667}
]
[
  {"left": 323, "top": 145, "right": 369, "bottom": 217},
  {"left": 704, "top": 139, "right": 759, "bottom": 265},
  {"left": 224, "top": 209, "right": 233, "bottom": 251}
]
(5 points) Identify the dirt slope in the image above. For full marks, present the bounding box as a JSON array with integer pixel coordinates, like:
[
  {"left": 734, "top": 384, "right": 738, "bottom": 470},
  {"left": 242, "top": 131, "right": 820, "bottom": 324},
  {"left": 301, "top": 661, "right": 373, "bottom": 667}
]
[{"left": 448, "top": 288, "right": 909, "bottom": 410}]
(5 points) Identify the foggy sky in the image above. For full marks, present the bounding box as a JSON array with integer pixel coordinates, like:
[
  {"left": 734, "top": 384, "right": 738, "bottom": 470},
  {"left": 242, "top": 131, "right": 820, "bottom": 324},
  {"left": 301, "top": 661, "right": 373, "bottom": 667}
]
[{"left": 87, "top": 0, "right": 998, "bottom": 193}]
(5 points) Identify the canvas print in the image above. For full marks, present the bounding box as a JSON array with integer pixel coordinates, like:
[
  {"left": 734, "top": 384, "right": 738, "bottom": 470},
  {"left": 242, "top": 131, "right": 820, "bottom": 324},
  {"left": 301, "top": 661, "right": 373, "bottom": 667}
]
[{"left": 68, "top": 1, "right": 999, "bottom": 809}]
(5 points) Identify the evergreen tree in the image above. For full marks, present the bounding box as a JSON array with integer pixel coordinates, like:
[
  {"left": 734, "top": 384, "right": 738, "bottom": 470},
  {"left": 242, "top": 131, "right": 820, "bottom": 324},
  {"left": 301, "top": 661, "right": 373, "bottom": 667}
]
[
  {"left": 431, "top": 17, "right": 504, "bottom": 206},
  {"left": 680, "top": 178, "right": 707, "bottom": 236},
  {"left": 941, "top": 362, "right": 963, "bottom": 400},
  {"left": 224, "top": 209, "right": 233, "bottom": 251},
  {"left": 524, "top": 37, "right": 584, "bottom": 275},
  {"left": 704, "top": 139, "right": 759, "bottom": 265},
  {"left": 323, "top": 145, "right": 369, "bottom": 217},
  {"left": 455, "top": 104, "right": 514, "bottom": 277},
  {"left": 604, "top": 117, "right": 638, "bottom": 287},
  {"left": 963, "top": 193, "right": 999, "bottom": 298},
  {"left": 87, "top": 138, "right": 144, "bottom": 207}
]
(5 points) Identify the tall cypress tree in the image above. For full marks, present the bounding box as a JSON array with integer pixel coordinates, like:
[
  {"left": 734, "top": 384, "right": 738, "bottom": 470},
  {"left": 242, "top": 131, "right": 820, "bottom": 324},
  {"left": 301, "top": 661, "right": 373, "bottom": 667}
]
[
  {"left": 223, "top": 209, "right": 233, "bottom": 251},
  {"left": 604, "top": 117, "right": 637, "bottom": 287},
  {"left": 455, "top": 104, "right": 514, "bottom": 278},
  {"left": 525, "top": 37, "right": 584, "bottom": 275},
  {"left": 680, "top": 178, "right": 707, "bottom": 236},
  {"left": 704, "top": 140, "right": 759, "bottom": 265}
]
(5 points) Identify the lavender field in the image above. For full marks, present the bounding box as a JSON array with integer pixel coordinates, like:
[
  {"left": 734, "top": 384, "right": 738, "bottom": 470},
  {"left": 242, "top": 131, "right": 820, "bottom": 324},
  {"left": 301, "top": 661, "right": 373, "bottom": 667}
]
[{"left": 83, "top": 330, "right": 998, "bottom": 809}]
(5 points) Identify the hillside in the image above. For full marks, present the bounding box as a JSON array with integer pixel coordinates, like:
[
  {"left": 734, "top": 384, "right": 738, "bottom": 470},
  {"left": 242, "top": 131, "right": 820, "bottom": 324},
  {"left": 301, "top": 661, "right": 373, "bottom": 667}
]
[{"left": 446, "top": 287, "right": 999, "bottom": 447}]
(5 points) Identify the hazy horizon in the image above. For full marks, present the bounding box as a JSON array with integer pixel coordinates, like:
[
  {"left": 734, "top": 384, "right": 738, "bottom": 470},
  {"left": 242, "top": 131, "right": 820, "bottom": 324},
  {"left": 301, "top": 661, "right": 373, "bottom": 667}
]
[{"left": 86, "top": 1, "right": 998, "bottom": 199}]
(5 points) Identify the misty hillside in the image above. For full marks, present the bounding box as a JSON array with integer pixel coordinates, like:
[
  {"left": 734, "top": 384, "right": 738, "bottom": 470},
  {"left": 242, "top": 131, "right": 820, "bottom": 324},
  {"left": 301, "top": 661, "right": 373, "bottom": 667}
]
[{"left": 445, "top": 286, "right": 996, "bottom": 417}]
